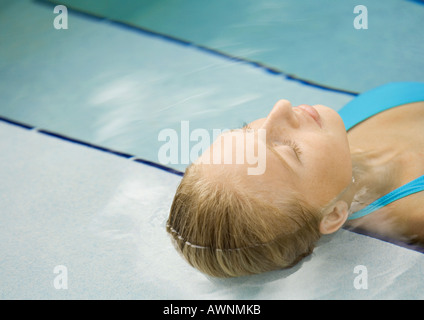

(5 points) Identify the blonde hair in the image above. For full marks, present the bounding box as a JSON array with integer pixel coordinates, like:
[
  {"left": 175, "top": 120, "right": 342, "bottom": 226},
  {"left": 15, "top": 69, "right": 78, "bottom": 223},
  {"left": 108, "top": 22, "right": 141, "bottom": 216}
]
[{"left": 166, "top": 163, "right": 322, "bottom": 277}]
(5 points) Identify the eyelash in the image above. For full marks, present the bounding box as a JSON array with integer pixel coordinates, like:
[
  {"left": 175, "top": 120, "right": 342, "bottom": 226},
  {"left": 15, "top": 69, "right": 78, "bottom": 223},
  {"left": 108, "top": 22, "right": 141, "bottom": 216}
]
[
  {"left": 281, "top": 139, "right": 302, "bottom": 160},
  {"left": 240, "top": 123, "right": 301, "bottom": 160}
]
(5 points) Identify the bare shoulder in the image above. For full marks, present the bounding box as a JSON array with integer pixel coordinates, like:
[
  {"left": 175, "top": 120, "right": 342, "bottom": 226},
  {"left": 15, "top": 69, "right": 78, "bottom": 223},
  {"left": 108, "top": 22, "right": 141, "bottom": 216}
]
[
  {"left": 345, "top": 192, "right": 424, "bottom": 246},
  {"left": 345, "top": 101, "right": 424, "bottom": 246},
  {"left": 347, "top": 101, "right": 424, "bottom": 143}
]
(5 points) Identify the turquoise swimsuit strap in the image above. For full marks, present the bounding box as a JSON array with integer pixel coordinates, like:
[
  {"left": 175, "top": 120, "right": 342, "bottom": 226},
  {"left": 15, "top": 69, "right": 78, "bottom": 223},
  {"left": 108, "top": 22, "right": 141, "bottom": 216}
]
[
  {"left": 339, "top": 82, "right": 424, "bottom": 131},
  {"left": 348, "top": 175, "right": 424, "bottom": 220}
]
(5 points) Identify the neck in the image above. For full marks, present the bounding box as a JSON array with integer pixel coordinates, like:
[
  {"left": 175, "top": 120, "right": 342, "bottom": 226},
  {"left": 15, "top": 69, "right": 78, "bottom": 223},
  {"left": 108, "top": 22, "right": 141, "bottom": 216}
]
[{"left": 344, "top": 147, "right": 403, "bottom": 213}]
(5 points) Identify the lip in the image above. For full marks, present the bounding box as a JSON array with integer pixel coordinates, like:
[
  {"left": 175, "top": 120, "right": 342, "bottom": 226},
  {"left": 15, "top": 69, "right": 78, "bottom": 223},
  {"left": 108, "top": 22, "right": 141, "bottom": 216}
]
[{"left": 297, "top": 104, "right": 322, "bottom": 128}]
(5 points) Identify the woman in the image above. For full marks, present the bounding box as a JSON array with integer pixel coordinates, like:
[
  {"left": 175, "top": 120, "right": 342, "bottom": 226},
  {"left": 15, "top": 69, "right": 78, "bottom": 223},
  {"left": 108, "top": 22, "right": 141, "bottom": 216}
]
[{"left": 167, "top": 82, "right": 424, "bottom": 277}]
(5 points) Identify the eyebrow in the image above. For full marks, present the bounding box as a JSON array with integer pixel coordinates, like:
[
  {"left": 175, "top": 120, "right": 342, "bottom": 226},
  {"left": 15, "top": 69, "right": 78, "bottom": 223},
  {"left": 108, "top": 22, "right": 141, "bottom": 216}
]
[{"left": 228, "top": 124, "right": 250, "bottom": 133}]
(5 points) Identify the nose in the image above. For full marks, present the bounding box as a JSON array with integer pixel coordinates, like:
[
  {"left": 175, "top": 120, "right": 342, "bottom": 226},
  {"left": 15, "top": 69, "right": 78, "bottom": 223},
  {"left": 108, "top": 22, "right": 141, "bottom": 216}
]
[{"left": 261, "top": 99, "right": 299, "bottom": 131}]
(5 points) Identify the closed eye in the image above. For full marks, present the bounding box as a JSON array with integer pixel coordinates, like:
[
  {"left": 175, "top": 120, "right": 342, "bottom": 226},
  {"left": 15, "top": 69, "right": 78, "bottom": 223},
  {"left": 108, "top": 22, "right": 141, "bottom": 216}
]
[
  {"left": 232, "top": 124, "right": 301, "bottom": 162},
  {"left": 277, "top": 139, "right": 302, "bottom": 162}
]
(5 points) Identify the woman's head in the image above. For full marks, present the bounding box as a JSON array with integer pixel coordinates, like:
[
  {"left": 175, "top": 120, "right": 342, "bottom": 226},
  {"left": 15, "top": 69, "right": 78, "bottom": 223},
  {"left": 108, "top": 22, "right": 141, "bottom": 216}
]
[{"left": 167, "top": 100, "right": 354, "bottom": 277}]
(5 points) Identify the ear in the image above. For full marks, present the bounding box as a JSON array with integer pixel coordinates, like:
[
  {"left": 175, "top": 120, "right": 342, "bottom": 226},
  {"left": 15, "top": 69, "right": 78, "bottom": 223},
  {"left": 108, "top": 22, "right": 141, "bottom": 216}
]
[{"left": 319, "top": 201, "right": 349, "bottom": 235}]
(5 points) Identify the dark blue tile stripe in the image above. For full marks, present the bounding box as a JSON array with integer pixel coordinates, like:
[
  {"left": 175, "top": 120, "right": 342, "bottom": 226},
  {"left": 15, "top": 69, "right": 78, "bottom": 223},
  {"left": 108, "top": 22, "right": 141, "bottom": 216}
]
[
  {"left": 35, "top": 0, "right": 359, "bottom": 96},
  {"left": 0, "top": 115, "right": 185, "bottom": 177},
  {"left": 0, "top": 115, "right": 34, "bottom": 130},
  {"left": 133, "top": 158, "right": 184, "bottom": 177}
]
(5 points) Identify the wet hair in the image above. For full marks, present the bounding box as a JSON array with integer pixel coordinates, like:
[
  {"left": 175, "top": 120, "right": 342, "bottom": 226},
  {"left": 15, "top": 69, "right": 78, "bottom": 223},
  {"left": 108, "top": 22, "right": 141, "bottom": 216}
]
[{"left": 166, "top": 163, "right": 323, "bottom": 277}]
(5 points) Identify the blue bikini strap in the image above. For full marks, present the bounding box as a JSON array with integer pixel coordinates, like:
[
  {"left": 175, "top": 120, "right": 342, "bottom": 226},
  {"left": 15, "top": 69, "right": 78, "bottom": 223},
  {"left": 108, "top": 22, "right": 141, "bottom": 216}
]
[{"left": 347, "top": 175, "right": 424, "bottom": 220}]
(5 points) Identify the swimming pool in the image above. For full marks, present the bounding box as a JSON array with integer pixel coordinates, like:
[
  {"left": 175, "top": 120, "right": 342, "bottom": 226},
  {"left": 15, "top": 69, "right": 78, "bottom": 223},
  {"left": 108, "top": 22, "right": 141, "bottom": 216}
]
[{"left": 1, "top": 0, "right": 424, "bottom": 299}]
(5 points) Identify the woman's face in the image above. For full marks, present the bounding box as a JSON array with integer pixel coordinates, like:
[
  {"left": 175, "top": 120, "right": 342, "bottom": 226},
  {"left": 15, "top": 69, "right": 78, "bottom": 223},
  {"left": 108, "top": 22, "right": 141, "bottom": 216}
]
[{"left": 198, "top": 99, "right": 353, "bottom": 208}]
